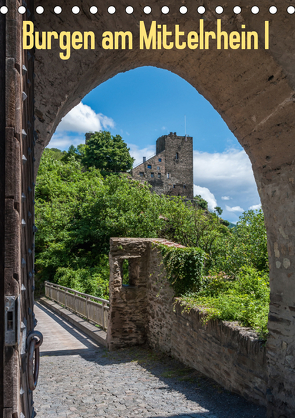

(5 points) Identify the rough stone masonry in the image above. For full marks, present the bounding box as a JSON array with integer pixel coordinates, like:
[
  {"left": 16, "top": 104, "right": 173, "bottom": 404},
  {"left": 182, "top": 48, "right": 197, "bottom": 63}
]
[
  {"left": 132, "top": 132, "right": 194, "bottom": 199},
  {"left": 2, "top": 1, "right": 295, "bottom": 416},
  {"left": 107, "top": 238, "right": 267, "bottom": 407}
]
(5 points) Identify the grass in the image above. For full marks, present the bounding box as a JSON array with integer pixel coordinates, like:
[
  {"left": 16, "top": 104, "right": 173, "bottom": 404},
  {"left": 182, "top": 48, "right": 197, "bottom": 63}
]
[{"left": 180, "top": 266, "right": 270, "bottom": 339}]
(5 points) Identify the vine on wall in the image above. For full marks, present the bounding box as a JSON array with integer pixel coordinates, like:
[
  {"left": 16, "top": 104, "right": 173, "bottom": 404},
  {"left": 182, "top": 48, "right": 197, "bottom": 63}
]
[{"left": 156, "top": 244, "right": 206, "bottom": 296}]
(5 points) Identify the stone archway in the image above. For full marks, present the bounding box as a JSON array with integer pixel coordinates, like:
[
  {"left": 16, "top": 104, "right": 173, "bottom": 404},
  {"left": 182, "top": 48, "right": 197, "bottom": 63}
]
[
  {"left": 34, "top": 5, "right": 295, "bottom": 413},
  {"left": 3, "top": 1, "right": 295, "bottom": 417}
]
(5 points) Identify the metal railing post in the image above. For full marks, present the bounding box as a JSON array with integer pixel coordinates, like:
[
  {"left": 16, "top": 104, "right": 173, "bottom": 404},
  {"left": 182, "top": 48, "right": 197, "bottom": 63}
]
[
  {"left": 86, "top": 296, "right": 89, "bottom": 320},
  {"left": 102, "top": 302, "right": 105, "bottom": 330}
]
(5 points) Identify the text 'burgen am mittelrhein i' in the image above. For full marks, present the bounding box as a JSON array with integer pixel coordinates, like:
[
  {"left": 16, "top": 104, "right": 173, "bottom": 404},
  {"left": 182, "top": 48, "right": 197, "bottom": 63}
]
[{"left": 23, "top": 20, "right": 270, "bottom": 60}]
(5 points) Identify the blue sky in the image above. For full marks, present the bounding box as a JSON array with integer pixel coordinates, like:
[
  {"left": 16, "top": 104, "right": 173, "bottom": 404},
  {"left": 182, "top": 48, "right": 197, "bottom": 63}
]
[{"left": 49, "top": 66, "right": 261, "bottom": 223}]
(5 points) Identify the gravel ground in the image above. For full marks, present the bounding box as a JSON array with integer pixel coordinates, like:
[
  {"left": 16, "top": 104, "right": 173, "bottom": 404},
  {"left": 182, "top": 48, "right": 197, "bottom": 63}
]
[{"left": 34, "top": 303, "right": 266, "bottom": 418}]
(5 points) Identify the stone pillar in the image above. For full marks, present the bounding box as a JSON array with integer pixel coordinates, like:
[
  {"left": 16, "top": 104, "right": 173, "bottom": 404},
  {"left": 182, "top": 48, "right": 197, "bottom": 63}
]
[
  {"left": 257, "top": 163, "right": 295, "bottom": 418},
  {"left": 107, "top": 238, "right": 150, "bottom": 350}
]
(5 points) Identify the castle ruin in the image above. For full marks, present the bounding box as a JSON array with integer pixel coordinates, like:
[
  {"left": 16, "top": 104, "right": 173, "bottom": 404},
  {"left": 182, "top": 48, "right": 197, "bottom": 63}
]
[{"left": 132, "top": 132, "right": 193, "bottom": 199}]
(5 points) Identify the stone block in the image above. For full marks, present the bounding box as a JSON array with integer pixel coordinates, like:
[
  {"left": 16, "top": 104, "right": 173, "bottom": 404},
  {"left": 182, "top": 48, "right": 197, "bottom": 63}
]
[{"left": 5, "top": 128, "right": 20, "bottom": 202}]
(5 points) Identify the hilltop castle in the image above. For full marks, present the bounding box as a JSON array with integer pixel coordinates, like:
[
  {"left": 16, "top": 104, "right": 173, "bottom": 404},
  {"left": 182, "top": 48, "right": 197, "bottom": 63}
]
[{"left": 132, "top": 132, "right": 193, "bottom": 199}]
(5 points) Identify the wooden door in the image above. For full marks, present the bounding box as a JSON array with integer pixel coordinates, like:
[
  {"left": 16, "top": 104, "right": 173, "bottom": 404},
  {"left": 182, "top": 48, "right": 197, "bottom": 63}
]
[{"left": 1, "top": 2, "right": 42, "bottom": 417}]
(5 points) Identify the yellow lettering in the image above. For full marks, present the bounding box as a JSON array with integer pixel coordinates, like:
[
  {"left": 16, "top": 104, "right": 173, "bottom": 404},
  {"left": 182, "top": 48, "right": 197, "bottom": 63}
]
[
  {"left": 23, "top": 21, "right": 34, "bottom": 49},
  {"left": 35, "top": 32, "right": 47, "bottom": 50},
  {"left": 187, "top": 32, "right": 198, "bottom": 49},
  {"left": 265, "top": 21, "right": 269, "bottom": 49},
  {"left": 175, "top": 25, "right": 186, "bottom": 49},
  {"left": 114, "top": 31, "right": 132, "bottom": 49},
  {"left": 72, "top": 31, "right": 83, "bottom": 49},
  {"left": 163, "top": 25, "right": 173, "bottom": 49},
  {"left": 47, "top": 31, "right": 58, "bottom": 49},
  {"left": 84, "top": 31, "right": 95, "bottom": 49},
  {"left": 216, "top": 19, "right": 228, "bottom": 49},
  {"left": 205, "top": 31, "right": 216, "bottom": 49},
  {"left": 59, "top": 31, "right": 71, "bottom": 60},
  {"left": 247, "top": 31, "right": 258, "bottom": 49},
  {"left": 229, "top": 32, "right": 240, "bottom": 49},
  {"left": 241, "top": 25, "right": 246, "bottom": 49},
  {"left": 140, "top": 21, "right": 156, "bottom": 49},
  {"left": 102, "top": 31, "right": 113, "bottom": 49},
  {"left": 199, "top": 20, "right": 204, "bottom": 49},
  {"left": 157, "top": 25, "right": 162, "bottom": 49}
]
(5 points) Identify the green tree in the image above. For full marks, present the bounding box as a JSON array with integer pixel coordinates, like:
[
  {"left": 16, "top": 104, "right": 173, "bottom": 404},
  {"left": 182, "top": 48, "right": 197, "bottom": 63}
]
[
  {"left": 82, "top": 131, "right": 134, "bottom": 174},
  {"left": 212, "top": 209, "right": 268, "bottom": 276},
  {"left": 35, "top": 148, "right": 269, "bottom": 324},
  {"left": 214, "top": 206, "right": 223, "bottom": 216},
  {"left": 44, "top": 148, "right": 66, "bottom": 161},
  {"left": 194, "top": 195, "right": 208, "bottom": 210},
  {"left": 61, "top": 144, "right": 86, "bottom": 163}
]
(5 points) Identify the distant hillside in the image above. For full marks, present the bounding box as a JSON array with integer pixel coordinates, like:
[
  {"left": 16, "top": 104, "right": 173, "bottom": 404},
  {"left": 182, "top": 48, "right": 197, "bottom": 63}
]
[{"left": 228, "top": 222, "right": 236, "bottom": 229}]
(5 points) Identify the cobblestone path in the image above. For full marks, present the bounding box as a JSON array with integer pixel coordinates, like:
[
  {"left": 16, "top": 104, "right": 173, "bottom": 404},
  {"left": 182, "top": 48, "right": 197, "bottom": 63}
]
[{"left": 34, "top": 302, "right": 266, "bottom": 418}]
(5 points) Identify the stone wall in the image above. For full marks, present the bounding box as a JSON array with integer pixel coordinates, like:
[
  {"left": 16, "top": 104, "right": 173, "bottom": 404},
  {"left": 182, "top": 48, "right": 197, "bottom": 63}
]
[
  {"left": 132, "top": 151, "right": 166, "bottom": 195},
  {"left": 132, "top": 133, "right": 193, "bottom": 199},
  {"left": 27, "top": 2, "right": 295, "bottom": 414},
  {"left": 108, "top": 238, "right": 267, "bottom": 407}
]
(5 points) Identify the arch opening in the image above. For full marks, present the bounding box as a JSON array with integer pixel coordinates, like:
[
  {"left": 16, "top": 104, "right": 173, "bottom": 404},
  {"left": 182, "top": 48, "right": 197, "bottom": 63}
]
[
  {"left": 37, "top": 66, "right": 268, "bottom": 337},
  {"left": 33, "top": 6, "right": 295, "bottom": 414}
]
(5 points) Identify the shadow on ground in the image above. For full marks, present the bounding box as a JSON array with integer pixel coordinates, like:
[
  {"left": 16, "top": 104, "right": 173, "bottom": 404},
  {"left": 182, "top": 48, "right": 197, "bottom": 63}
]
[{"left": 36, "top": 302, "right": 266, "bottom": 418}]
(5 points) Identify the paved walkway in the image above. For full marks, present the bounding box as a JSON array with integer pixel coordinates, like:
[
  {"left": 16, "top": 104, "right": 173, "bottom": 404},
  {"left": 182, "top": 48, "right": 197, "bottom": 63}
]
[{"left": 34, "top": 302, "right": 266, "bottom": 418}]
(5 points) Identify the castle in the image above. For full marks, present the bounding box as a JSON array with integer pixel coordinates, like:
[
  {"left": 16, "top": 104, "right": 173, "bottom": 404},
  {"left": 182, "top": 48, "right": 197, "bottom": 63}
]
[{"left": 132, "top": 132, "right": 193, "bottom": 199}]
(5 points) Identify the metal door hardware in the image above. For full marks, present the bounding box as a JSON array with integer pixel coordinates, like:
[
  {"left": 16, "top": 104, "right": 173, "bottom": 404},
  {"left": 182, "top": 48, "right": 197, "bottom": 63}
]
[
  {"left": 5, "top": 296, "right": 18, "bottom": 346},
  {"left": 27, "top": 331, "right": 43, "bottom": 390}
]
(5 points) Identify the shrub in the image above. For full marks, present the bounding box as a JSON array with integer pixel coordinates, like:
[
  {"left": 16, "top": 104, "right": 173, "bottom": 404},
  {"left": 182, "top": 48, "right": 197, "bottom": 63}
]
[
  {"left": 158, "top": 244, "right": 206, "bottom": 296},
  {"left": 181, "top": 266, "right": 270, "bottom": 338}
]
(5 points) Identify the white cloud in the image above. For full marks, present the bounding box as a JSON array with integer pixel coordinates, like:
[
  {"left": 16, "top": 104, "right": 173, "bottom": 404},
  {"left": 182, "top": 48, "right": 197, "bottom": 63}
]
[
  {"left": 193, "top": 185, "right": 217, "bottom": 211},
  {"left": 249, "top": 204, "right": 262, "bottom": 210},
  {"left": 128, "top": 143, "right": 156, "bottom": 167},
  {"left": 48, "top": 133, "right": 83, "bottom": 149},
  {"left": 221, "top": 196, "right": 230, "bottom": 200},
  {"left": 194, "top": 149, "right": 255, "bottom": 191},
  {"left": 56, "top": 102, "right": 115, "bottom": 133},
  {"left": 226, "top": 205, "right": 244, "bottom": 213},
  {"left": 193, "top": 148, "right": 261, "bottom": 221}
]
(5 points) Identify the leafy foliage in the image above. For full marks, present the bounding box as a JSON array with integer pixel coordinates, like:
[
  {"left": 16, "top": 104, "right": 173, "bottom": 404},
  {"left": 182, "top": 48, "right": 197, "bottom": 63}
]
[
  {"left": 214, "top": 206, "right": 223, "bottom": 216},
  {"left": 211, "top": 209, "right": 268, "bottom": 276},
  {"left": 194, "top": 194, "right": 208, "bottom": 210},
  {"left": 35, "top": 147, "right": 270, "bottom": 336},
  {"left": 157, "top": 245, "right": 206, "bottom": 296},
  {"left": 181, "top": 266, "right": 270, "bottom": 338},
  {"left": 82, "top": 131, "right": 134, "bottom": 174}
]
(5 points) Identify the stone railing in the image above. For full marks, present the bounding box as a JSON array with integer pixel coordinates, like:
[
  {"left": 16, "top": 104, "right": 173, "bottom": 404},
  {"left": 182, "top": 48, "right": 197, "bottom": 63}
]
[{"left": 45, "top": 281, "right": 109, "bottom": 330}]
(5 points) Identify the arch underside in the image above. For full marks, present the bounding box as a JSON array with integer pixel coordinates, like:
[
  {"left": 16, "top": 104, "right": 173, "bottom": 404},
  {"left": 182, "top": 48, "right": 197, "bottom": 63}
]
[{"left": 33, "top": 1, "right": 295, "bottom": 417}]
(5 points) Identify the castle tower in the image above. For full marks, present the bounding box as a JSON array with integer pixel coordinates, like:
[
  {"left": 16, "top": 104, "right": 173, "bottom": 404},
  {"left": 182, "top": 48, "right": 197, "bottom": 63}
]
[{"left": 132, "top": 132, "right": 194, "bottom": 199}]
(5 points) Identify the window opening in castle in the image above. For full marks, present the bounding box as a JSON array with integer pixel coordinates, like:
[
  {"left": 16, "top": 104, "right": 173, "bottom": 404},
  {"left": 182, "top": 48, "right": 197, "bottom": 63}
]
[
  {"left": 173, "top": 185, "right": 175, "bottom": 188},
  {"left": 140, "top": 172, "right": 144, "bottom": 177},
  {"left": 151, "top": 172, "right": 154, "bottom": 178},
  {"left": 148, "top": 164, "right": 152, "bottom": 169},
  {"left": 183, "top": 184, "right": 186, "bottom": 189},
  {"left": 175, "top": 152, "right": 179, "bottom": 160},
  {"left": 158, "top": 173, "right": 161, "bottom": 178},
  {"left": 121, "top": 259, "right": 130, "bottom": 286},
  {"left": 167, "top": 173, "right": 170, "bottom": 178},
  {"left": 157, "top": 166, "right": 160, "bottom": 170},
  {"left": 158, "top": 158, "right": 162, "bottom": 162}
]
